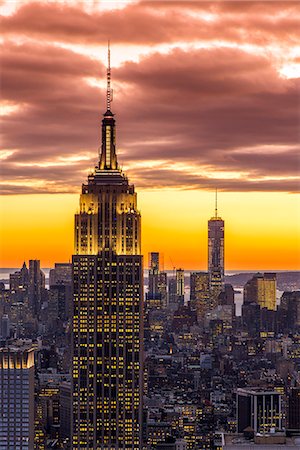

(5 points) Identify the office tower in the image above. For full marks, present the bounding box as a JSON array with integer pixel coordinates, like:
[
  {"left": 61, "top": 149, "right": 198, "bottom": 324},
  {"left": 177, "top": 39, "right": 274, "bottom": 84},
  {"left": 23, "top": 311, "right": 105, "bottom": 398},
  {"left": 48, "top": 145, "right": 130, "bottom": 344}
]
[
  {"left": 9, "top": 261, "right": 29, "bottom": 290},
  {"left": 147, "top": 252, "right": 167, "bottom": 309},
  {"left": 190, "top": 272, "right": 210, "bottom": 322},
  {"left": 237, "top": 388, "right": 282, "bottom": 433},
  {"left": 241, "top": 302, "right": 261, "bottom": 336},
  {"left": 49, "top": 284, "right": 72, "bottom": 325},
  {"left": 0, "top": 341, "right": 35, "bottom": 449},
  {"left": 60, "top": 381, "right": 71, "bottom": 441},
  {"left": 9, "top": 261, "right": 29, "bottom": 303},
  {"left": 49, "top": 262, "right": 72, "bottom": 287},
  {"left": 218, "top": 283, "right": 235, "bottom": 317},
  {"left": 36, "top": 380, "right": 60, "bottom": 440},
  {"left": 288, "top": 387, "right": 300, "bottom": 430},
  {"left": 208, "top": 191, "right": 224, "bottom": 307},
  {"left": 148, "top": 252, "right": 159, "bottom": 297},
  {"left": 72, "top": 47, "right": 143, "bottom": 449},
  {"left": 168, "top": 278, "right": 177, "bottom": 309},
  {"left": 277, "top": 291, "right": 300, "bottom": 333},
  {"left": 0, "top": 314, "right": 10, "bottom": 339},
  {"left": 244, "top": 273, "right": 276, "bottom": 310},
  {"left": 176, "top": 268, "right": 185, "bottom": 303},
  {"left": 28, "top": 259, "right": 46, "bottom": 316},
  {"left": 168, "top": 269, "right": 184, "bottom": 310}
]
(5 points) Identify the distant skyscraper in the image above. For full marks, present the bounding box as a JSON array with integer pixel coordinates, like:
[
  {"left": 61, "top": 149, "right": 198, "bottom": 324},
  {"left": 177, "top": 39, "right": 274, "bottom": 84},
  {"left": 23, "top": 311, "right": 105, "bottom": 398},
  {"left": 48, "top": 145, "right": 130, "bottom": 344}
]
[
  {"left": 176, "top": 268, "right": 185, "bottom": 302},
  {"left": 190, "top": 272, "right": 210, "bottom": 322},
  {"left": 0, "top": 314, "right": 10, "bottom": 339},
  {"left": 49, "top": 262, "right": 72, "bottom": 287},
  {"left": 208, "top": 190, "right": 224, "bottom": 306},
  {"left": 0, "top": 341, "right": 35, "bottom": 449},
  {"left": 28, "top": 259, "right": 45, "bottom": 317},
  {"left": 148, "top": 252, "right": 160, "bottom": 298},
  {"left": 147, "top": 252, "right": 167, "bottom": 308},
  {"left": 9, "top": 261, "right": 29, "bottom": 304},
  {"left": 244, "top": 273, "right": 276, "bottom": 310},
  {"left": 168, "top": 269, "right": 185, "bottom": 310},
  {"left": 72, "top": 46, "right": 143, "bottom": 448}
]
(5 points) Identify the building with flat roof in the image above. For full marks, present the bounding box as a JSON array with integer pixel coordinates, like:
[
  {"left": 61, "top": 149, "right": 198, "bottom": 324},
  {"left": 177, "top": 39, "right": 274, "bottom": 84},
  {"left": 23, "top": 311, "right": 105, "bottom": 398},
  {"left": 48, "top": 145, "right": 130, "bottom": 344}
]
[
  {"left": 237, "top": 388, "right": 282, "bottom": 434},
  {"left": 0, "top": 341, "right": 35, "bottom": 450}
]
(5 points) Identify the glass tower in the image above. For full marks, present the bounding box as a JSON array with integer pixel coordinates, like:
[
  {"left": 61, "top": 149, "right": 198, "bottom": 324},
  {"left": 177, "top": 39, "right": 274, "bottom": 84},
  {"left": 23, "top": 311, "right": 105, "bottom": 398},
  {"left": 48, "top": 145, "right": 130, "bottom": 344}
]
[
  {"left": 72, "top": 47, "right": 143, "bottom": 449},
  {"left": 208, "top": 191, "right": 224, "bottom": 306}
]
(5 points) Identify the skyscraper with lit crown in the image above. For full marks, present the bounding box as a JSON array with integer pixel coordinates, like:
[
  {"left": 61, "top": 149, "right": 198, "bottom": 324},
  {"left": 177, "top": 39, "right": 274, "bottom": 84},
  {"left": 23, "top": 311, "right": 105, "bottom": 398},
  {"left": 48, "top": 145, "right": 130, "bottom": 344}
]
[
  {"left": 72, "top": 46, "right": 143, "bottom": 449},
  {"left": 208, "top": 190, "right": 224, "bottom": 307}
]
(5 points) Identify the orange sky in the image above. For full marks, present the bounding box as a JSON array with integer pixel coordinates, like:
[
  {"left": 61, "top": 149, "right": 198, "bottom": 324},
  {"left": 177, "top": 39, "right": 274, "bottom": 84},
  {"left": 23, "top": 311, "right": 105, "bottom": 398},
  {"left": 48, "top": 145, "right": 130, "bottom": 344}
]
[
  {"left": 0, "top": 190, "right": 299, "bottom": 270},
  {"left": 0, "top": 1, "right": 299, "bottom": 270}
]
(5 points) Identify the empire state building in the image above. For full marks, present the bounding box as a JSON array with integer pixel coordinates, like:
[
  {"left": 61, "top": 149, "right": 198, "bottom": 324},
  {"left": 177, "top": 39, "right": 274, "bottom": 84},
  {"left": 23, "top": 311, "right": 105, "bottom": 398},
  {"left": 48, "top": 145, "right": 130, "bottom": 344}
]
[{"left": 72, "top": 48, "right": 143, "bottom": 449}]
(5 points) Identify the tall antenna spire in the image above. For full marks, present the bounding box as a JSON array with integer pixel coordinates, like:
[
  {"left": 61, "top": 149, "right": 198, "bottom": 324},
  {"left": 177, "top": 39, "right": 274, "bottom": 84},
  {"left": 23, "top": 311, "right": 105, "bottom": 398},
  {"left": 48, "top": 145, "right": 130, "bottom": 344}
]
[
  {"left": 215, "top": 187, "right": 218, "bottom": 218},
  {"left": 107, "top": 40, "right": 112, "bottom": 112}
]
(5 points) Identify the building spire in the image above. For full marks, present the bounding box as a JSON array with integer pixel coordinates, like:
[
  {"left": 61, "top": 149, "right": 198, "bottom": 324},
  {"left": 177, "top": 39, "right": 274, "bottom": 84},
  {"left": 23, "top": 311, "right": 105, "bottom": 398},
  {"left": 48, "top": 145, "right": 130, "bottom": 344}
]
[
  {"left": 106, "top": 40, "right": 112, "bottom": 112},
  {"left": 99, "top": 41, "right": 118, "bottom": 170},
  {"left": 215, "top": 187, "right": 218, "bottom": 218}
]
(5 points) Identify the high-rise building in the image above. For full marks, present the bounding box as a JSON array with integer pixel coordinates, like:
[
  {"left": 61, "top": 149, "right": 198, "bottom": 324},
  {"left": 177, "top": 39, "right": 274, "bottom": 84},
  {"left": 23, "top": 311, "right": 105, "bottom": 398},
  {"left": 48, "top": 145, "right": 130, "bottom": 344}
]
[
  {"left": 147, "top": 252, "right": 167, "bottom": 309},
  {"left": 0, "top": 314, "right": 10, "bottom": 339},
  {"left": 237, "top": 388, "right": 282, "bottom": 433},
  {"left": 244, "top": 273, "right": 276, "bottom": 310},
  {"left": 168, "top": 269, "right": 184, "bottom": 310},
  {"left": 49, "top": 262, "right": 72, "bottom": 287},
  {"left": 208, "top": 191, "right": 224, "bottom": 306},
  {"left": 72, "top": 46, "right": 143, "bottom": 449},
  {"left": 148, "top": 252, "right": 160, "bottom": 296},
  {"left": 9, "top": 261, "right": 29, "bottom": 303},
  {"left": 190, "top": 272, "right": 210, "bottom": 322},
  {"left": 277, "top": 291, "right": 300, "bottom": 333},
  {"left": 176, "top": 268, "right": 185, "bottom": 303},
  {"left": 28, "top": 259, "right": 46, "bottom": 316},
  {"left": 0, "top": 341, "right": 35, "bottom": 449},
  {"left": 60, "top": 381, "right": 71, "bottom": 442}
]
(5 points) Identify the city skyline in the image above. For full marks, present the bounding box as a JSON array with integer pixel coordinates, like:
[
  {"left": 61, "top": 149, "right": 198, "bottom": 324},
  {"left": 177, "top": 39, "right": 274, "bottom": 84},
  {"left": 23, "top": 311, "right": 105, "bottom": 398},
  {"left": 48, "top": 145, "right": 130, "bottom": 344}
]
[
  {"left": 1, "top": 3, "right": 300, "bottom": 449},
  {"left": 1, "top": 0, "right": 300, "bottom": 270}
]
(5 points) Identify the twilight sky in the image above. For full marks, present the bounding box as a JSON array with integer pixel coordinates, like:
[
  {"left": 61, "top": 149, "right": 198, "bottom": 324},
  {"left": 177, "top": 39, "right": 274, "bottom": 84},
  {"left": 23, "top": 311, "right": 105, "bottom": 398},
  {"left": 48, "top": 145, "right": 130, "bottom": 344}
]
[{"left": 0, "top": 0, "right": 300, "bottom": 269}]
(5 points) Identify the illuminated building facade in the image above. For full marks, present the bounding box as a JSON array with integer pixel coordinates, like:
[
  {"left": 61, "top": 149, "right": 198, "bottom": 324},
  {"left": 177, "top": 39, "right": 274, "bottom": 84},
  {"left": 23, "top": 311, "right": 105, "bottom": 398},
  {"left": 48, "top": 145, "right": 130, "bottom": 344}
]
[
  {"left": 244, "top": 273, "right": 276, "bottom": 310},
  {"left": 208, "top": 193, "right": 224, "bottom": 306},
  {"left": 190, "top": 272, "right": 210, "bottom": 322},
  {"left": 72, "top": 47, "right": 143, "bottom": 449},
  {"left": 0, "top": 342, "right": 35, "bottom": 449}
]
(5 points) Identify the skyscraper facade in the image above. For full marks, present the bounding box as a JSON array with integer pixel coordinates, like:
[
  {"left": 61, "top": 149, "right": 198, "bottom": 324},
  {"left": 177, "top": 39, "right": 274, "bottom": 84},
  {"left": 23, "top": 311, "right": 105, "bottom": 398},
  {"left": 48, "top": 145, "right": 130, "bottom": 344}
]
[
  {"left": 244, "top": 273, "right": 276, "bottom": 310},
  {"left": 190, "top": 272, "right": 210, "bottom": 322},
  {"left": 147, "top": 252, "right": 167, "bottom": 309},
  {"left": 0, "top": 341, "right": 35, "bottom": 449},
  {"left": 208, "top": 194, "right": 224, "bottom": 306},
  {"left": 28, "top": 259, "right": 46, "bottom": 317},
  {"left": 72, "top": 48, "right": 143, "bottom": 449}
]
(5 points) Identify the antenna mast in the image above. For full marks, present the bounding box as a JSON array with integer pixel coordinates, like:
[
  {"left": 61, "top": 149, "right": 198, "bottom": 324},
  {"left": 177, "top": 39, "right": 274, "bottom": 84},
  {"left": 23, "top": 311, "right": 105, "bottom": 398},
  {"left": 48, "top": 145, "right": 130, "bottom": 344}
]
[
  {"left": 215, "top": 188, "right": 218, "bottom": 218},
  {"left": 107, "top": 40, "right": 112, "bottom": 111}
]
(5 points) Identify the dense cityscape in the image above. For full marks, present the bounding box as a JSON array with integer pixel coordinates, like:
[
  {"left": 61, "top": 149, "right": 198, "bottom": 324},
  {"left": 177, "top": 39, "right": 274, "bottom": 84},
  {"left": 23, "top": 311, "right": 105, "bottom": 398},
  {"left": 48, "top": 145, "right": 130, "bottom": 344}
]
[{"left": 1, "top": 44, "right": 300, "bottom": 450}]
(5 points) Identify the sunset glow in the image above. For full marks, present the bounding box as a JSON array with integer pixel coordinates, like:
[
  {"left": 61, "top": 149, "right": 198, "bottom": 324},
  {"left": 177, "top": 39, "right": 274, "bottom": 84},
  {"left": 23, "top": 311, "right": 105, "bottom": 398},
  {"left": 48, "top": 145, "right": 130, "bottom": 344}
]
[{"left": 0, "top": 0, "right": 299, "bottom": 270}]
